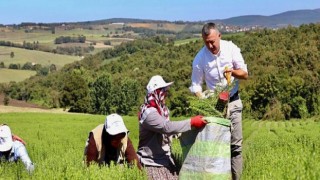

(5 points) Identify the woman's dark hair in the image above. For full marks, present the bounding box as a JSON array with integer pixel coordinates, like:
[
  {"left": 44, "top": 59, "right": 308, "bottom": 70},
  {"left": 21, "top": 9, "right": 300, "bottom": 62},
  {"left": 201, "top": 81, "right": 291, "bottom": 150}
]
[
  {"left": 101, "top": 126, "right": 126, "bottom": 164},
  {"left": 102, "top": 127, "right": 117, "bottom": 163},
  {"left": 202, "top": 23, "right": 220, "bottom": 36}
]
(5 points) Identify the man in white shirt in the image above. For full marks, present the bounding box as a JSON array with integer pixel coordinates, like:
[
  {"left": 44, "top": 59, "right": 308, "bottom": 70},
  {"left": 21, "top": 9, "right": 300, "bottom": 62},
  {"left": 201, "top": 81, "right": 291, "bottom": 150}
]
[{"left": 190, "top": 23, "right": 248, "bottom": 180}]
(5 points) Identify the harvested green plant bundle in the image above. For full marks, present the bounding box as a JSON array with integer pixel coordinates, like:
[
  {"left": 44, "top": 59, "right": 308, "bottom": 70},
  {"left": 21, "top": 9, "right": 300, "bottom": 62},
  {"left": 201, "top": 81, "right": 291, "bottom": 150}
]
[
  {"left": 187, "top": 91, "right": 224, "bottom": 118},
  {"left": 187, "top": 81, "right": 236, "bottom": 118}
]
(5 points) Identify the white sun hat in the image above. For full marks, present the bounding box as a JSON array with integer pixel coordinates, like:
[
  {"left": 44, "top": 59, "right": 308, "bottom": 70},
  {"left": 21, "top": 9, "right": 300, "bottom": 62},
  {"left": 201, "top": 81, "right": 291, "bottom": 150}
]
[
  {"left": 105, "top": 114, "right": 129, "bottom": 135},
  {"left": 0, "top": 125, "right": 13, "bottom": 152},
  {"left": 146, "top": 75, "right": 174, "bottom": 93}
]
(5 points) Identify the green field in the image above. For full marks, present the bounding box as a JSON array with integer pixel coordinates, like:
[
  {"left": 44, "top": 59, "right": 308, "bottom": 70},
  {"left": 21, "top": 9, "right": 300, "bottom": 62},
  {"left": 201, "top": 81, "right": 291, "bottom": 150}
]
[
  {"left": 173, "top": 32, "right": 245, "bottom": 46},
  {"left": 0, "top": 113, "right": 146, "bottom": 179},
  {"left": 0, "top": 112, "right": 319, "bottom": 179},
  {"left": 0, "top": 46, "right": 81, "bottom": 69},
  {"left": 0, "top": 27, "right": 120, "bottom": 43},
  {"left": 0, "top": 27, "right": 134, "bottom": 47},
  {"left": 174, "top": 37, "right": 201, "bottom": 46},
  {"left": 0, "top": 27, "right": 137, "bottom": 61},
  {"left": 242, "top": 118, "right": 320, "bottom": 179},
  {"left": 0, "top": 69, "right": 36, "bottom": 83}
]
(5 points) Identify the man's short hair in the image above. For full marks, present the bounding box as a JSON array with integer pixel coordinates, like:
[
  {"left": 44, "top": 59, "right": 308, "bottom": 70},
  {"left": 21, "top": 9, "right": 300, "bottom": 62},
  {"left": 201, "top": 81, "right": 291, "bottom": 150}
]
[{"left": 202, "top": 23, "right": 220, "bottom": 36}]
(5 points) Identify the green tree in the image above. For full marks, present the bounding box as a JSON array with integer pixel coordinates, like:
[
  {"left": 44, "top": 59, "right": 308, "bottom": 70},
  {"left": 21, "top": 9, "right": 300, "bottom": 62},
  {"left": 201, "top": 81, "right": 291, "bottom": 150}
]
[
  {"left": 37, "top": 67, "right": 49, "bottom": 76},
  {"left": 3, "top": 95, "right": 9, "bottom": 106},
  {"left": 250, "top": 74, "right": 281, "bottom": 119},
  {"left": 8, "top": 63, "right": 20, "bottom": 69},
  {"left": 290, "top": 96, "right": 308, "bottom": 118},
  {"left": 114, "top": 78, "right": 140, "bottom": 115},
  {"left": 90, "top": 74, "right": 113, "bottom": 114},
  {"left": 0, "top": 62, "right": 5, "bottom": 68},
  {"left": 60, "top": 72, "right": 91, "bottom": 113},
  {"left": 49, "top": 64, "right": 57, "bottom": 73},
  {"left": 22, "top": 62, "right": 33, "bottom": 70}
]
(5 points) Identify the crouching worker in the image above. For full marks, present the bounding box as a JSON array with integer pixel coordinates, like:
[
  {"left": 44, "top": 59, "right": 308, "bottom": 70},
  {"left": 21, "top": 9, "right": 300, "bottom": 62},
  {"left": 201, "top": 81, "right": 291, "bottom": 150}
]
[
  {"left": 84, "top": 113, "right": 142, "bottom": 170},
  {"left": 137, "top": 75, "right": 207, "bottom": 180},
  {"left": 0, "top": 124, "right": 35, "bottom": 173}
]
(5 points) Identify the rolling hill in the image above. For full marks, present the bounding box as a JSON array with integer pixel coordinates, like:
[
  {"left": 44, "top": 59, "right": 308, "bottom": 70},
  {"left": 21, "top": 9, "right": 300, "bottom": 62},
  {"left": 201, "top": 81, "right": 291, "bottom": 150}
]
[
  {"left": 50, "top": 8, "right": 320, "bottom": 28},
  {"left": 4, "top": 8, "right": 318, "bottom": 29},
  {"left": 214, "top": 8, "right": 320, "bottom": 27},
  {"left": 0, "top": 46, "right": 82, "bottom": 70}
]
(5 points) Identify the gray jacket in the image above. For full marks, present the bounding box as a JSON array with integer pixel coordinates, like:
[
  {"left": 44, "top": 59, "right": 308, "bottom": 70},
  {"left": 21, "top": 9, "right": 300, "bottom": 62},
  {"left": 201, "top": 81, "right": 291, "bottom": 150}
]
[{"left": 137, "top": 107, "right": 191, "bottom": 167}]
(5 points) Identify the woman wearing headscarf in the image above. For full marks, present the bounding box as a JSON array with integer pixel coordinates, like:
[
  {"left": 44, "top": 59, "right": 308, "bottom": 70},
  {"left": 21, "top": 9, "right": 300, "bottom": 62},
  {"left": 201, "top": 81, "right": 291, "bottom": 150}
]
[{"left": 137, "top": 75, "right": 207, "bottom": 180}]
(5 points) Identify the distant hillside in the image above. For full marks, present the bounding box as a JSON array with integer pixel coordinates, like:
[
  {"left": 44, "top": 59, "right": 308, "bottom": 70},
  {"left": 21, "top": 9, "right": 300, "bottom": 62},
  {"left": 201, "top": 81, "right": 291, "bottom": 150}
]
[
  {"left": 71, "top": 8, "right": 320, "bottom": 28},
  {"left": 212, "top": 8, "right": 320, "bottom": 27},
  {"left": 85, "top": 18, "right": 171, "bottom": 24},
  {"left": 6, "top": 8, "right": 319, "bottom": 31},
  {"left": 0, "top": 46, "right": 81, "bottom": 69},
  {"left": 39, "top": 18, "right": 172, "bottom": 26}
]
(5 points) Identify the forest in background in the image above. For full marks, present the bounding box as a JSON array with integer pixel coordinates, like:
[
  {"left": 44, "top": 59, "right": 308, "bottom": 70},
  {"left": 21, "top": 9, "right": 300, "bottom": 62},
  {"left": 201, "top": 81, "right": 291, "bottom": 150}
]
[{"left": 1, "top": 23, "right": 319, "bottom": 120}]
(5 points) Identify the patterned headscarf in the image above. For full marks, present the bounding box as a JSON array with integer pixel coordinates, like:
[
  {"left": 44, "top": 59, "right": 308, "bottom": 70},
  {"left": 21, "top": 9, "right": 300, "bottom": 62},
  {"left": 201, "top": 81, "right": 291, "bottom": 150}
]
[{"left": 139, "top": 88, "right": 169, "bottom": 122}]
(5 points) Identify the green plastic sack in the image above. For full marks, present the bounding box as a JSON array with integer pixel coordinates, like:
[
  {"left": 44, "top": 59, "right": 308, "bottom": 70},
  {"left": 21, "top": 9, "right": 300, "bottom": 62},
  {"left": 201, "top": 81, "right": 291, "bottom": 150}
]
[{"left": 179, "top": 117, "right": 231, "bottom": 180}]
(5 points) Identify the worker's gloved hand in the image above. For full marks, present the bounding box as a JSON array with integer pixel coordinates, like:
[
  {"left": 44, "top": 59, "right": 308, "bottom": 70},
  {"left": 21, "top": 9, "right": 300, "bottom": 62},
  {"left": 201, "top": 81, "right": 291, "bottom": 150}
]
[{"left": 190, "top": 115, "right": 207, "bottom": 129}]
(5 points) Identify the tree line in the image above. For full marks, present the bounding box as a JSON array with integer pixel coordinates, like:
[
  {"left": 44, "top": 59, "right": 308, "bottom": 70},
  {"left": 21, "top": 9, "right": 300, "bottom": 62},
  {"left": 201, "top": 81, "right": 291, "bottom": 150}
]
[
  {"left": 1, "top": 23, "right": 319, "bottom": 120},
  {"left": 54, "top": 35, "right": 86, "bottom": 44},
  {"left": 0, "top": 38, "right": 93, "bottom": 56}
]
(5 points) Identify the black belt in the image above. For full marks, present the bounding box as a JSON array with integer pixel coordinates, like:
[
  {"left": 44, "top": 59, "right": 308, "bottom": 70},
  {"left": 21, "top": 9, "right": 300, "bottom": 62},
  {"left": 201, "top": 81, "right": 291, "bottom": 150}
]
[{"left": 229, "top": 91, "right": 239, "bottom": 102}]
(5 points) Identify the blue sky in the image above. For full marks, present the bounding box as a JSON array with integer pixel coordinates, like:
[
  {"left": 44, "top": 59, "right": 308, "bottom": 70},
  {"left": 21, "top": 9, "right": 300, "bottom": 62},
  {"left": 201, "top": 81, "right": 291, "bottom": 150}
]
[{"left": 1, "top": 0, "right": 319, "bottom": 24}]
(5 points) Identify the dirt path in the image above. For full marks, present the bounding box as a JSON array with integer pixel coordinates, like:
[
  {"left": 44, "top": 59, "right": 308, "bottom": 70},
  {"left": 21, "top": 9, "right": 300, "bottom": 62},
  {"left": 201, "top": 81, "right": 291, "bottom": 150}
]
[
  {"left": 0, "top": 105, "right": 68, "bottom": 113},
  {"left": 0, "top": 94, "right": 68, "bottom": 113}
]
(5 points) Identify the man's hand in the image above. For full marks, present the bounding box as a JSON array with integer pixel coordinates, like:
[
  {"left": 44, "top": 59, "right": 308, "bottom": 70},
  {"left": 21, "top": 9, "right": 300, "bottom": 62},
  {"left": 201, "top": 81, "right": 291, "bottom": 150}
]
[
  {"left": 224, "top": 67, "right": 232, "bottom": 85},
  {"left": 195, "top": 92, "right": 205, "bottom": 99},
  {"left": 225, "top": 68, "right": 248, "bottom": 80}
]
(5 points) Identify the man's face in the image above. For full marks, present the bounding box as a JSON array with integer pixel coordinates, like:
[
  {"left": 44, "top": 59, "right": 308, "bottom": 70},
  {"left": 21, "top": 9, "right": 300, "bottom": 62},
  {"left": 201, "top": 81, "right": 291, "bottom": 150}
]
[{"left": 202, "top": 29, "right": 221, "bottom": 55}]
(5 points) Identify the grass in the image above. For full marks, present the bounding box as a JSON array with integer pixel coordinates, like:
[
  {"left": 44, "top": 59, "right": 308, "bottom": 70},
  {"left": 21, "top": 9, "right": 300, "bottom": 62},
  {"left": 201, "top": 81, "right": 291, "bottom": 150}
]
[
  {"left": 0, "top": 111, "right": 319, "bottom": 179},
  {"left": 0, "top": 29, "right": 58, "bottom": 43},
  {"left": 242, "top": 119, "right": 320, "bottom": 179},
  {"left": 0, "top": 27, "right": 135, "bottom": 60},
  {"left": 0, "top": 25, "right": 142, "bottom": 84},
  {"left": 0, "top": 27, "right": 134, "bottom": 45},
  {"left": 127, "top": 22, "right": 186, "bottom": 32},
  {"left": 223, "top": 32, "right": 245, "bottom": 38},
  {"left": 173, "top": 32, "right": 245, "bottom": 46},
  {"left": 174, "top": 37, "right": 200, "bottom": 46},
  {"left": 0, "top": 113, "right": 146, "bottom": 179},
  {"left": 0, "top": 46, "right": 81, "bottom": 69},
  {"left": 0, "top": 69, "right": 36, "bottom": 83}
]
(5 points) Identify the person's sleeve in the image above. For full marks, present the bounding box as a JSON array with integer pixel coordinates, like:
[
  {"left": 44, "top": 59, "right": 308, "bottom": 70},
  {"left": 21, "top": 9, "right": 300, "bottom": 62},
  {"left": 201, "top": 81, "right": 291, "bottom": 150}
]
[
  {"left": 15, "top": 143, "right": 34, "bottom": 173},
  {"left": 12, "top": 134, "right": 26, "bottom": 145},
  {"left": 141, "top": 109, "right": 191, "bottom": 135},
  {"left": 85, "top": 133, "right": 98, "bottom": 166},
  {"left": 125, "top": 138, "right": 142, "bottom": 170},
  {"left": 231, "top": 42, "right": 248, "bottom": 72},
  {"left": 189, "top": 51, "right": 204, "bottom": 93}
]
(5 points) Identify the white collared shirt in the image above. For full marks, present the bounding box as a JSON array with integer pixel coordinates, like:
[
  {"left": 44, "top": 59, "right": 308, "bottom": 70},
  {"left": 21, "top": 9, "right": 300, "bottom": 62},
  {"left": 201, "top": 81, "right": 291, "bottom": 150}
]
[{"left": 190, "top": 40, "right": 248, "bottom": 96}]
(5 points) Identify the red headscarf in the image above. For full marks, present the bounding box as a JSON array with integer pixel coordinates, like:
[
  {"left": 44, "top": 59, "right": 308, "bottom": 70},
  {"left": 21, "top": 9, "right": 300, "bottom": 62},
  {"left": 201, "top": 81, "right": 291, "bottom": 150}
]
[{"left": 139, "top": 88, "right": 169, "bottom": 122}]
